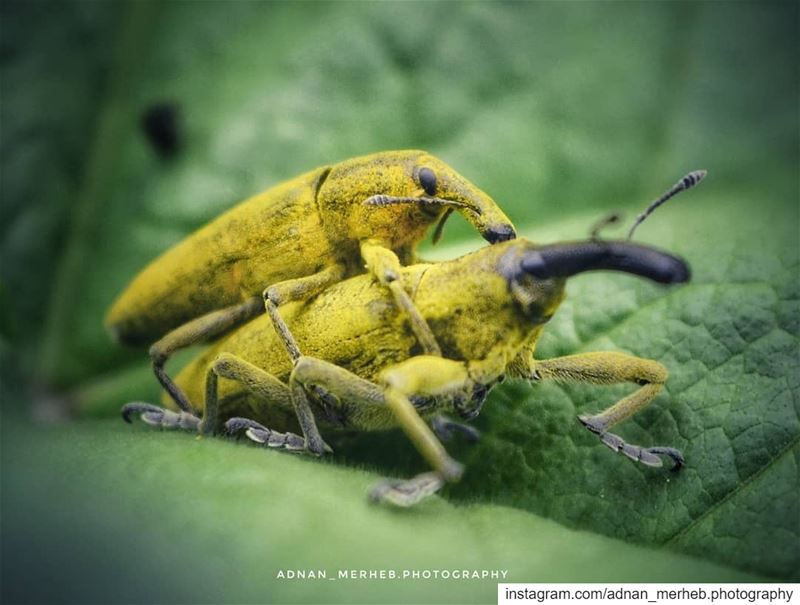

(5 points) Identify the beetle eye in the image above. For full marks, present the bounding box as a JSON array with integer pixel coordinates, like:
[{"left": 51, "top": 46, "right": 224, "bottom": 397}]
[{"left": 418, "top": 167, "right": 437, "bottom": 196}]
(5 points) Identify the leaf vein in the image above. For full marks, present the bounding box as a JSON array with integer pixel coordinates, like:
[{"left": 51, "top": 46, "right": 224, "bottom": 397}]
[{"left": 664, "top": 434, "right": 800, "bottom": 546}]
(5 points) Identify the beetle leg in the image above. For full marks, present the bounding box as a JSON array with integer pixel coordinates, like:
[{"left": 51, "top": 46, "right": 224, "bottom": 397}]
[
  {"left": 261, "top": 264, "right": 347, "bottom": 363},
  {"left": 368, "top": 472, "right": 445, "bottom": 507},
  {"left": 288, "top": 356, "right": 386, "bottom": 452},
  {"left": 290, "top": 355, "right": 471, "bottom": 505},
  {"left": 263, "top": 264, "right": 347, "bottom": 307},
  {"left": 216, "top": 299, "right": 333, "bottom": 455},
  {"left": 581, "top": 424, "right": 685, "bottom": 468},
  {"left": 121, "top": 402, "right": 200, "bottom": 430},
  {"left": 264, "top": 299, "right": 302, "bottom": 363},
  {"left": 225, "top": 418, "right": 306, "bottom": 451},
  {"left": 360, "top": 239, "right": 442, "bottom": 357},
  {"left": 375, "top": 357, "right": 475, "bottom": 505},
  {"left": 149, "top": 296, "right": 263, "bottom": 413},
  {"left": 431, "top": 414, "right": 481, "bottom": 443},
  {"left": 379, "top": 357, "right": 467, "bottom": 482},
  {"left": 207, "top": 352, "right": 331, "bottom": 455},
  {"left": 532, "top": 352, "right": 684, "bottom": 469}
]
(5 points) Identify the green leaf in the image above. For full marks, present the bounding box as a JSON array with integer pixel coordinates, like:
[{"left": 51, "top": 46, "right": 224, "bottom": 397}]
[
  {"left": 2, "top": 1, "right": 797, "bottom": 599},
  {"left": 2, "top": 419, "right": 756, "bottom": 605}
]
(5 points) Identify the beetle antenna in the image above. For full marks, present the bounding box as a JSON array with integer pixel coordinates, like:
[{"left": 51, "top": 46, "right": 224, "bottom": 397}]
[
  {"left": 365, "top": 195, "right": 419, "bottom": 206},
  {"left": 627, "top": 170, "right": 706, "bottom": 240},
  {"left": 590, "top": 211, "right": 623, "bottom": 241},
  {"left": 364, "top": 195, "right": 472, "bottom": 212},
  {"left": 432, "top": 208, "right": 454, "bottom": 245}
]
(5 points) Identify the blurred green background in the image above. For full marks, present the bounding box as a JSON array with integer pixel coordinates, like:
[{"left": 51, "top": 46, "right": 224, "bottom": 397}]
[{"left": 1, "top": 2, "right": 798, "bottom": 603}]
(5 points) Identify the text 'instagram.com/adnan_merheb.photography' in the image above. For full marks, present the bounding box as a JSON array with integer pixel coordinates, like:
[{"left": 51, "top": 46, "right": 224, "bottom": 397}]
[{"left": 275, "top": 569, "right": 510, "bottom": 581}]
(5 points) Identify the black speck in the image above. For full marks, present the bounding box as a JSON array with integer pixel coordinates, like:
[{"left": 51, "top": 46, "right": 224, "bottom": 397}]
[{"left": 141, "top": 102, "right": 182, "bottom": 159}]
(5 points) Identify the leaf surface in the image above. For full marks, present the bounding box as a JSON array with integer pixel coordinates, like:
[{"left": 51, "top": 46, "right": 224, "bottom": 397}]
[
  {"left": 1, "top": 419, "right": 757, "bottom": 605},
  {"left": 1, "top": 1, "right": 797, "bottom": 598}
]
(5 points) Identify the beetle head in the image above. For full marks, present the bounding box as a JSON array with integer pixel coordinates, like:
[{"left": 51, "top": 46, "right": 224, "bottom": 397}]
[
  {"left": 404, "top": 152, "right": 517, "bottom": 245},
  {"left": 319, "top": 150, "right": 516, "bottom": 248},
  {"left": 498, "top": 238, "right": 690, "bottom": 320}
]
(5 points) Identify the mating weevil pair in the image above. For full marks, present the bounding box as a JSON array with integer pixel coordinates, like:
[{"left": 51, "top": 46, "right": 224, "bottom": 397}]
[
  {"left": 110, "top": 151, "right": 705, "bottom": 506},
  {"left": 106, "top": 150, "right": 514, "bottom": 412}
]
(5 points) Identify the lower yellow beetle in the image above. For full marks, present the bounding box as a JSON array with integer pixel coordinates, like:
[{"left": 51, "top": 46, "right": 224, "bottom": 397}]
[
  {"left": 123, "top": 236, "right": 690, "bottom": 506},
  {"left": 105, "top": 150, "right": 516, "bottom": 415}
]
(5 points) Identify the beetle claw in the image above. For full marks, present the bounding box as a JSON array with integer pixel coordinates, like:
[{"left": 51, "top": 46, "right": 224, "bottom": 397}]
[
  {"left": 647, "top": 446, "right": 685, "bottom": 470},
  {"left": 120, "top": 402, "right": 200, "bottom": 431},
  {"left": 141, "top": 411, "right": 166, "bottom": 426},
  {"left": 121, "top": 402, "right": 166, "bottom": 424},
  {"left": 224, "top": 416, "right": 261, "bottom": 436},
  {"left": 369, "top": 472, "right": 445, "bottom": 507},
  {"left": 227, "top": 416, "right": 316, "bottom": 453},
  {"left": 432, "top": 415, "right": 481, "bottom": 443}
]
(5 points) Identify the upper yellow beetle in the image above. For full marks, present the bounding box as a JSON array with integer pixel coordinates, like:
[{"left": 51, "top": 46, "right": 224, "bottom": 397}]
[{"left": 105, "top": 150, "right": 516, "bottom": 413}]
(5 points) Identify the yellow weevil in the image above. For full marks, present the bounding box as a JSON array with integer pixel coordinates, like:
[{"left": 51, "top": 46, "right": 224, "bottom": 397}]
[
  {"left": 123, "top": 235, "right": 691, "bottom": 506},
  {"left": 105, "top": 150, "right": 516, "bottom": 414}
]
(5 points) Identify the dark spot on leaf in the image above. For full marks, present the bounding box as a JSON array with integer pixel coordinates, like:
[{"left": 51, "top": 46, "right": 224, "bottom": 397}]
[{"left": 141, "top": 102, "right": 182, "bottom": 159}]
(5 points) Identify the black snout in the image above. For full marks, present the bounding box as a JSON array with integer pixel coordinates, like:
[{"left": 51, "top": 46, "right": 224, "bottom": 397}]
[
  {"left": 522, "top": 240, "right": 691, "bottom": 284},
  {"left": 485, "top": 223, "right": 516, "bottom": 244}
]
